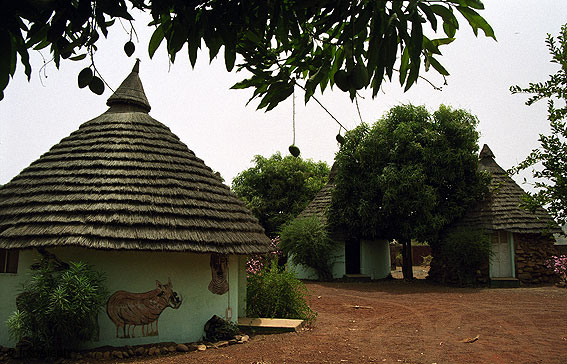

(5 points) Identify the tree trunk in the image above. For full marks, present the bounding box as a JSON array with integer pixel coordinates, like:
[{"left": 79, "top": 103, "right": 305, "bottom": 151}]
[{"left": 401, "top": 239, "right": 414, "bottom": 281}]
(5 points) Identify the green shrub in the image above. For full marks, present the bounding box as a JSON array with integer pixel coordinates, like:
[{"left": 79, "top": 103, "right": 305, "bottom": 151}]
[
  {"left": 7, "top": 259, "right": 108, "bottom": 356},
  {"left": 421, "top": 254, "right": 433, "bottom": 266},
  {"left": 247, "top": 261, "right": 316, "bottom": 322},
  {"left": 438, "top": 227, "right": 491, "bottom": 285},
  {"left": 279, "top": 216, "right": 336, "bottom": 281}
]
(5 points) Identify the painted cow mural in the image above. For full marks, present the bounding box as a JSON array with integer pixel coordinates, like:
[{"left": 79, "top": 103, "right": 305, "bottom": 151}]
[{"left": 106, "top": 278, "right": 182, "bottom": 338}]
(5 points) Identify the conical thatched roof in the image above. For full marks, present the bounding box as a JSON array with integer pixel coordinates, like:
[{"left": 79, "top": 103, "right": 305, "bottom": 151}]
[
  {"left": 0, "top": 62, "right": 271, "bottom": 254},
  {"left": 456, "top": 144, "right": 560, "bottom": 234},
  {"left": 297, "top": 164, "right": 337, "bottom": 226}
]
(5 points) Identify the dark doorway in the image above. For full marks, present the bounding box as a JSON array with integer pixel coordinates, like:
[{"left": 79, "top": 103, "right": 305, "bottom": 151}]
[{"left": 345, "top": 239, "right": 361, "bottom": 274}]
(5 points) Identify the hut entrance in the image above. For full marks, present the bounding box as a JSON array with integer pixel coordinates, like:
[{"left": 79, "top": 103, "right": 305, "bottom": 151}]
[
  {"left": 490, "top": 231, "right": 514, "bottom": 278},
  {"left": 345, "top": 239, "right": 361, "bottom": 274}
]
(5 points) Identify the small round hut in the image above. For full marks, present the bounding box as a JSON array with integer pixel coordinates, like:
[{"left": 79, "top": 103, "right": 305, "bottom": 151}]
[
  {"left": 0, "top": 62, "right": 271, "bottom": 347},
  {"left": 429, "top": 144, "right": 560, "bottom": 286}
]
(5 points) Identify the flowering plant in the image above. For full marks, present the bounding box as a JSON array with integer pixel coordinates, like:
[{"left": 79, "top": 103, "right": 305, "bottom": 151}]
[
  {"left": 246, "top": 237, "right": 283, "bottom": 277},
  {"left": 546, "top": 255, "right": 567, "bottom": 286}
]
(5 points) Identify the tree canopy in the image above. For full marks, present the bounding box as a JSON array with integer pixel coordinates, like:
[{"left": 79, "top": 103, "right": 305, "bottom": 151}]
[
  {"left": 329, "top": 104, "right": 489, "bottom": 279},
  {"left": 510, "top": 24, "right": 567, "bottom": 227},
  {"left": 2, "top": 1, "right": 495, "bottom": 103},
  {"left": 232, "top": 152, "right": 329, "bottom": 237}
]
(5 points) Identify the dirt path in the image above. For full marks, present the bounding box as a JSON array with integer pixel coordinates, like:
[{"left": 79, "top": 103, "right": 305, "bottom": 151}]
[
  {"left": 130, "top": 280, "right": 567, "bottom": 364},
  {"left": 12, "top": 280, "right": 566, "bottom": 364}
]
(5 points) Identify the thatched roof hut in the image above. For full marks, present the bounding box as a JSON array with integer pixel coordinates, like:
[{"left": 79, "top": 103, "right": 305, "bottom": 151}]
[
  {"left": 456, "top": 144, "right": 559, "bottom": 234},
  {"left": 0, "top": 62, "right": 270, "bottom": 255},
  {"left": 297, "top": 165, "right": 336, "bottom": 228},
  {"left": 429, "top": 144, "right": 560, "bottom": 286}
]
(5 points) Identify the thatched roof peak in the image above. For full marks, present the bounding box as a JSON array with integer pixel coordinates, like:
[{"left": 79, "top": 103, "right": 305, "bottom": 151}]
[
  {"left": 479, "top": 144, "right": 495, "bottom": 160},
  {"left": 479, "top": 144, "right": 506, "bottom": 174},
  {"left": 0, "top": 64, "right": 271, "bottom": 254},
  {"left": 453, "top": 145, "right": 560, "bottom": 235},
  {"left": 106, "top": 60, "right": 151, "bottom": 113}
]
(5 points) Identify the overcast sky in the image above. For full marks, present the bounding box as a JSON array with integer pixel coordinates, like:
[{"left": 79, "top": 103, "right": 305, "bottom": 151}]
[{"left": 1, "top": 0, "right": 566, "bottom": 190}]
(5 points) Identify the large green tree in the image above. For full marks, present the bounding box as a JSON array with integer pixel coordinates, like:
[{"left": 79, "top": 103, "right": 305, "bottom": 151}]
[
  {"left": 232, "top": 152, "right": 329, "bottom": 237},
  {"left": 329, "top": 104, "right": 489, "bottom": 280},
  {"left": 1, "top": 1, "right": 495, "bottom": 102},
  {"left": 510, "top": 24, "right": 567, "bottom": 227}
]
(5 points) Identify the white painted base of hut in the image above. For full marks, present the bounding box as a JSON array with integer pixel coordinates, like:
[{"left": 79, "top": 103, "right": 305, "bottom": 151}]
[
  {"left": 0, "top": 248, "right": 248, "bottom": 349},
  {"left": 288, "top": 239, "right": 390, "bottom": 280}
]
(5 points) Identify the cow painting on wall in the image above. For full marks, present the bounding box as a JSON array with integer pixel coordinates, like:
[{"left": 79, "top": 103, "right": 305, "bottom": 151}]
[{"left": 107, "top": 278, "right": 182, "bottom": 338}]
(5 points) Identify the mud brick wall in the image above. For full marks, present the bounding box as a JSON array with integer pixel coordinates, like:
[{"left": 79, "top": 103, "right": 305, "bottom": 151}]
[{"left": 514, "top": 233, "right": 558, "bottom": 284}]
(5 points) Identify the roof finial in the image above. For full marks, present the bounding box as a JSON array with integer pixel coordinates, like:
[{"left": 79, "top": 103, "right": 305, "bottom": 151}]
[
  {"left": 479, "top": 144, "right": 495, "bottom": 160},
  {"left": 132, "top": 58, "right": 140, "bottom": 73},
  {"left": 106, "top": 60, "right": 151, "bottom": 112}
]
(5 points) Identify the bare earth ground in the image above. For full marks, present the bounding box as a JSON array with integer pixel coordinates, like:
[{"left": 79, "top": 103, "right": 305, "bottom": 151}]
[{"left": 11, "top": 273, "right": 567, "bottom": 364}]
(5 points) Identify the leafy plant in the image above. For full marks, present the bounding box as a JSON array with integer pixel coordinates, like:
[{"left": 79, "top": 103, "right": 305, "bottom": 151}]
[
  {"left": 329, "top": 104, "right": 490, "bottom": 280},
  {"left": 279, "top": 216, "right": 336, "bottom": 281},
  {"left": 436, "top": 227, "right": 491, "bottom": 286},
  {"left": 510, "top": 24, "right": 567, "bottom": 226},
  {"left": 232, "top": 153, "right": 329, "bottom": 237},
  {"left": 7, "top": 259, "right": 108, "bottom": 356},
  {"left": 247, "top": 260, "right": 316, "bottom": 322},
  {"left": 2, "top": 1, "right": 495, "bottom": 104}
]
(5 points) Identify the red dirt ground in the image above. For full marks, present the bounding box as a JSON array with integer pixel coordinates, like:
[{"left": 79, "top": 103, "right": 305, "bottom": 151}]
[
  {"left": 87, "top": 279, "right": 566, "bottom": 364},
  {"left": 8, "top": 277, "right": 566, "bottom": 364}
]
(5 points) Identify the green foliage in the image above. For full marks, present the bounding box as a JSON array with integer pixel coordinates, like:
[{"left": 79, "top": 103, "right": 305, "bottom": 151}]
[
  {"left": 247, "top": 261, "right": 316, "bottom": 321},
  {"left": 329, "top": 104, "right": 490, "bottom": 279},
  {"left": 232, "top": 152, "right": 329, "bottom": 237},
  {"left": 279, "top": 216, "right": 336, "bottom": 281},
  {"left": 436, "top": 227, "right": 491, "bottom": 285},
  {"left": 1, "top": 1, "right": 494, "bottom": 104},
  {"left": 510, "top": 24, "right": 567, "bottom": 226},
  {"left": 7, "top": 260, "right": 108, "bottom": 356}
]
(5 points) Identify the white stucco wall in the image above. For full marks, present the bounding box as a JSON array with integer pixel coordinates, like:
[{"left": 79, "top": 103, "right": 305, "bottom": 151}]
[
  {"left": 288, "top": 239, "right": 390, "bottom": 280},
  {"left": 360, "top": 239, "right": 391, "bottom": 280},
  {"left": 287, "top": 242, "right": 346, "bottom": 280},
  {"left": 0, "top": 247, "right": 242, "bottom": 348}
]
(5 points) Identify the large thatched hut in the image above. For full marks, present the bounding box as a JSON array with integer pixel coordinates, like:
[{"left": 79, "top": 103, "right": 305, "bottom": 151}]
[
  {"left": 429, "top": 144, "right": 559, "bottom": 286},
  {"left": 0, "top": 62, "right": 270, "bottom": 347},
  {"left": 288, "top": 166, "right": 391, "bottom": 280}
]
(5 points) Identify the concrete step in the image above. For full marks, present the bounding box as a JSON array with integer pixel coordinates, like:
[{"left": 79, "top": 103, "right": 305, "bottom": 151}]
[
  {"left": 238, "top": 317, "right": 305, "bottom": 334},
  {"left": 343, "top": 274, "right": 372, "bottom": 282}
]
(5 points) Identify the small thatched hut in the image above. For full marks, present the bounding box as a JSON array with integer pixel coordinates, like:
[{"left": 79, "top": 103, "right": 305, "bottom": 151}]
[
  {"left": 0, "top": 62, "right": 270, "bottom": 347},
  {"left": 288, "top": 166, "right": 391, "bottom": 280},
  {"left": 429, "top": 144, "right": 559, "bottom": 286}
]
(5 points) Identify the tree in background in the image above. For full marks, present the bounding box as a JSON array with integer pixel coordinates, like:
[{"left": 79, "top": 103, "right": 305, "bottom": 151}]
[
  {"left": 510, "top": 24, "right": 567, "bottom": 227},
  {"left": 329, "top": 104, "right": 489, "bottom": 280},
  {"left": 232, "top": 152, "right": 329, "bottom": 237},
  {"left": 1, "top": 1, "right": 495, "bottom": 103}
]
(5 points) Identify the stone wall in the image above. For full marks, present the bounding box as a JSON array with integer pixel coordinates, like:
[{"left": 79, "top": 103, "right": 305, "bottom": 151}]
[{"left": 514, "top": 233, "right": 558, "bottom": 284}]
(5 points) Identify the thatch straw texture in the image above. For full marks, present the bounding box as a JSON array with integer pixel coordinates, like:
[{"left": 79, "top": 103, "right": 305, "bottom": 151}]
[
  {"left": 455, "top": 145, "right": 560, "bottom": 234},
  {"left": 0, "top": 63, "right": 271, "bottom": 254}
]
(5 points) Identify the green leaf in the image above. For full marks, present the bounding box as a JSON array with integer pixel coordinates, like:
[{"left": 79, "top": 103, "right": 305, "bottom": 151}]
[
  {"left": 418, "top": 3, "right": 437, "bottom": 32},
  {"left": 399, "top": 47, "right": 410, "bottom": 85},
  {"left": 78, "top": 68, "right": 93, "bottom": 88},
  {"left": 430, "top": 5, "right": 459, "bottom": 31},
  {"left": 148, "top": 25, "right": 165, "bottom": 59},
  {"left": 457, "top": 6, "right": 496, "bottom": 39},
  {"left": 0, "top": 31, "right": 13, "bottom": 92},
  {"left": 225, "top": 45, "right": 236, "bottom": 72},
  {"left": 69, "top": 54, "right": 87, "bottom": 61},
  {"left": 428, "top": 56, "right": 450, "bottom": 76}
]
